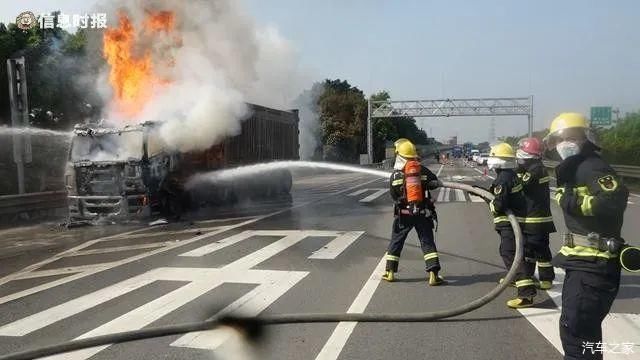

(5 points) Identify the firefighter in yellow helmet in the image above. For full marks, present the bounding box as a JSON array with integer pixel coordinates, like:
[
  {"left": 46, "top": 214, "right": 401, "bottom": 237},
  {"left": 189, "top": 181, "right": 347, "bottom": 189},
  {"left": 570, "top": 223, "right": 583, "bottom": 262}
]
[
  {"left": 383, "top": 139, "right": 445, "bottom": 285},
  {"left": 487, "top": 143, "right": 534, "bottom": 308},
  {"left": 544, "top": 113, "right": 630, "bottom": 360}
]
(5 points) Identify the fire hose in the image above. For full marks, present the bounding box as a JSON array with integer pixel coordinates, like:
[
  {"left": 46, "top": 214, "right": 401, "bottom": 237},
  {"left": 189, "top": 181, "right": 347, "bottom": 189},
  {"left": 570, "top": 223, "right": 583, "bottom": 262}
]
[{"left": 0, "top": 181, "right": 523, "bottom": 360}]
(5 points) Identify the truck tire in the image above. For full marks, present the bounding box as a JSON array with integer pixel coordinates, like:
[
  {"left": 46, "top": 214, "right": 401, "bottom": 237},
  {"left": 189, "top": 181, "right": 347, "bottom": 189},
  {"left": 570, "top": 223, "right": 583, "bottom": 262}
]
[{"left": 279, "top": 170, "right": 293, "bottom": 194}]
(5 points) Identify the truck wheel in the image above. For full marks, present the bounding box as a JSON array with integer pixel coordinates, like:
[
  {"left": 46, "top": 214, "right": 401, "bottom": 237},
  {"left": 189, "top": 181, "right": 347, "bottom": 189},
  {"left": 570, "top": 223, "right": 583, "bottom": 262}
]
[{"left": 279, "top": 170, "right": 293, "bottom": 194}]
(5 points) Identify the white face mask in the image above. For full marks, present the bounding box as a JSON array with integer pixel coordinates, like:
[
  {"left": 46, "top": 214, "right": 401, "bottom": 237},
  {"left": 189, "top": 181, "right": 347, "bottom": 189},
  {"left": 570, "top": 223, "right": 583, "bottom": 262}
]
[
  {"left": 556, "top": 141, "right": 581, "bottom": 160},
  {"left": 394, "top": 156, "right": 408, "bottom": 170},
  {"left": 487, "top": 157, "right": 515, "bottom": 170}
]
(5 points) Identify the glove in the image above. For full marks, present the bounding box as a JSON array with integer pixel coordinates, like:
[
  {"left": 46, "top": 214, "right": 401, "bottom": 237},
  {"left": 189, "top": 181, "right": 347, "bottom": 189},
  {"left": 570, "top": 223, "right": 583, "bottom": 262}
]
[
  {"left": 427, "top": 180, "right": 441, "bottom": 189},
  {"left": 558, "top": 187, "right": 579, "bottom": 214}
]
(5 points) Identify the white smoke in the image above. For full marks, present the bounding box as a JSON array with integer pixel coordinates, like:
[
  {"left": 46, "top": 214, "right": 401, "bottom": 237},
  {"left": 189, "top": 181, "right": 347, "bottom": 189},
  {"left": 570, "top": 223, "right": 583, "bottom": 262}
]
[
  {"left": 294, "top": 83, "right": 324, "bottom": 160},
  {"left": 98, "top": 0, "right": 310, "bottom": 152}
]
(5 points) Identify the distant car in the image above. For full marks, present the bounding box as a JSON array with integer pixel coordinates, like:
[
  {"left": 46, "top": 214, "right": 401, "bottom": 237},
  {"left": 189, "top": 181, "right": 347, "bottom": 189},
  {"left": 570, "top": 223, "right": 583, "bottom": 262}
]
[
  {"left": 476, "top": 152, "right": 490, "bottom": 166},
  {"left": 470, "top": 149, "right": 480, "bottom": 162}
]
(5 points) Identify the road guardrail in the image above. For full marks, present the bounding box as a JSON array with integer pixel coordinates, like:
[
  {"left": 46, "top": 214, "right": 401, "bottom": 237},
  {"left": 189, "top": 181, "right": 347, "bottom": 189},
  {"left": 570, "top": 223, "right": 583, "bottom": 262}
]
[
  {"left": 0, "top": 191, "right": 68, "bottom": 216},
  {"left": 543, "top": 161, "right": 640, "bottom": 179}
]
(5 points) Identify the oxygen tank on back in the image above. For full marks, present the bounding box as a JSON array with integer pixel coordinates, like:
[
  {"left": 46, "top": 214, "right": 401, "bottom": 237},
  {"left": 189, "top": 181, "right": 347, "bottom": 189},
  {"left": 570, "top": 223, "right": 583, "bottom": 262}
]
[{"left": 404, "top": 160, "right": 424, "bottom": 215}]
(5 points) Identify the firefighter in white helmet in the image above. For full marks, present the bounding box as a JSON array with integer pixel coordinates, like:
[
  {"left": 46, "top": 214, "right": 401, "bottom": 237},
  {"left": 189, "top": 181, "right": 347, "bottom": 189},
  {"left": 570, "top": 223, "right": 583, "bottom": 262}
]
[{"left": 383, "top": 139, "right": 445, "bottom": 285}]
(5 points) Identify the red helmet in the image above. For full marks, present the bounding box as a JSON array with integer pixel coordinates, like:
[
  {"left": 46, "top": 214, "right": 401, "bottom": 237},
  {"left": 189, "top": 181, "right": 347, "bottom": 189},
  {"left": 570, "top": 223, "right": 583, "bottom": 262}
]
[{"left": 517, "top": 137, "right": 543, "bottom": 158}]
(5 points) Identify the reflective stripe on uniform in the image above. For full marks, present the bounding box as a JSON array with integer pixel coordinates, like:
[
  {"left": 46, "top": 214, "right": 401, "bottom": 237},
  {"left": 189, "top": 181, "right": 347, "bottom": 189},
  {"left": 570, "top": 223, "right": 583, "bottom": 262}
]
[
  {"left": 537, "top": 261, "right": 553, "bottom": 268},
  {"left": 580, "top": 195, "right": 594, "bottom": 216},
  {"left": 489, "top": 201, "right": 496, "bottom": 214},
  {"left": 558, "top": 245, "right": 617, "bottom": 259},
  {"left": 385, "top": 253, "right": 400, "bottom": 261},
  {"left": 493, "top": 216, "right": 509, "bottom": 223},
  {"left": 391, "top": 179, "right": 403, "bottom": 186},
  {"left": 420, "top": 175, "right": 429, "bottom": 180},
  {"left": 538, "top": 176, "right": 550, "bottom": 184},
  {"left": 576, "top": 186, "right": 590, "bottom": 197},
  {"left": 520, "top": 216, "right": 554, "bottom": 223},
  {"left": 515, "top": 279, "right": 535, "bottom": 288},
  {"left": 511, "top": 184, "right": 523, "bottom": 193},
  {"left": 423, "top": 252, "right": 438, "bottom": 261}
]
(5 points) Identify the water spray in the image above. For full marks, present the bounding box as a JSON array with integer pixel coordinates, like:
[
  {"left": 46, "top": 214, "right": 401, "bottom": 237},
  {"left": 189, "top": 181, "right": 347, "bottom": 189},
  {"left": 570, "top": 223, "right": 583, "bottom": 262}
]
[
  {"left": 0, "top": 161, "right": 524, "bottom": 360},
  {"left": 0, "top": 126, "right": 74, "bottom": 139}
]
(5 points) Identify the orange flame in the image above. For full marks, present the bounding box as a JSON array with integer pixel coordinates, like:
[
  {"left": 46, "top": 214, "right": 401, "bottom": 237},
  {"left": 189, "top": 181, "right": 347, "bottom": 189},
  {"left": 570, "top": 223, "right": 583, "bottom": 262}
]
[{"left": 103, "top": 11, "right": 176, "bottom": 118}]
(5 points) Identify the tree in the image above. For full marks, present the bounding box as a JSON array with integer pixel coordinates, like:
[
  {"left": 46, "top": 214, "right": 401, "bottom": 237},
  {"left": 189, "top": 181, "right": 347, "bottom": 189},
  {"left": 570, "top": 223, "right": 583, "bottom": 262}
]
[
  {"left": 318, "top": 79, "right": 368, "bottom": 162},
  {"left": 369, "top": 90, "right": 429, "bottom": 162},
  {"left": 0, "top": 14, "right": 102, "bottom": 130}
]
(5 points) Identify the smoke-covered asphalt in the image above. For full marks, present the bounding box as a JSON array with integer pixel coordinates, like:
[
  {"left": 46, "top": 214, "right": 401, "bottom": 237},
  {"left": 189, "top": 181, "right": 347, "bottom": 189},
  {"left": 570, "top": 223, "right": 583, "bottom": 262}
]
[{"left": 0, "top": 161, "right": 637, "bottom": 359}]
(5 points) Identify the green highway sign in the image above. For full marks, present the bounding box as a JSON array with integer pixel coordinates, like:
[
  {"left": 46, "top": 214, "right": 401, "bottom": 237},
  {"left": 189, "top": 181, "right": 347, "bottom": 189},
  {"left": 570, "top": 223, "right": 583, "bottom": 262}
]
[{"left": 590, "top": 106, "right": 612, "bottom": 126}]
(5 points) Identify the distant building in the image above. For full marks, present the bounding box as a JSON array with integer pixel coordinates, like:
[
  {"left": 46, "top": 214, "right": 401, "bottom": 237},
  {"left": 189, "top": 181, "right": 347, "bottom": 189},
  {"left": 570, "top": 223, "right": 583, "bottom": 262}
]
[{"left": 448, "top": 136, "right": 457, "bottom": 146}]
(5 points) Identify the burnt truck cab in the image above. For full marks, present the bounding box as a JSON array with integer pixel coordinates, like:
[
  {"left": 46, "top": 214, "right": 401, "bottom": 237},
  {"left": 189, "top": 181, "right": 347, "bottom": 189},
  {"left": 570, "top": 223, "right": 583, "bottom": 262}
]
[
  {"left": 65, "top": 104, "right": 300, "bottom": 223},
  {"left": 66, "top": 122, "right": 159, "bottom": 222}
]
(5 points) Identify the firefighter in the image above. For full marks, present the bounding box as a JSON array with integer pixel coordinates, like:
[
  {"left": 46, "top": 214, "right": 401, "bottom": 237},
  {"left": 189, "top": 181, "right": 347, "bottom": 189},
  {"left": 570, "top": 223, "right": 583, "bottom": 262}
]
[
  {"left": 543, "top": 113, "right": 629, "bottom": 360},
  {"left": 487, "top": 143, "right": 534, "bottom": 308},
  {"left": 516, "top": 137, "right": 557, "bottom": 290},
  {"left": 383, "top": 138, "right": 444, "bottom": 286}
]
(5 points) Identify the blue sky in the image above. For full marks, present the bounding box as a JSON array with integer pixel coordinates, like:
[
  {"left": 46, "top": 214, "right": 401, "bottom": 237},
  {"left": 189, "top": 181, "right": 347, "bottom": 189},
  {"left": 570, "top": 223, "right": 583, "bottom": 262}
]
[{"left": 3, "top": 1, "right": 640, "bottom": 143}]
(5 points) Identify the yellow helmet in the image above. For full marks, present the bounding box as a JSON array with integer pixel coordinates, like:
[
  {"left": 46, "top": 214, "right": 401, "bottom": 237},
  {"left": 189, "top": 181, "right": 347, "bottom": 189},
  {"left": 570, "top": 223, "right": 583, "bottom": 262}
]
[
  {"left": 543, "top": 112, "right": 598, "bottom": 149},
  {"left": 395, "top": 139, "right": 418, "bottom": 158},
  {"left": 489, "top": 143, "right": 515, "bottom": 158}
]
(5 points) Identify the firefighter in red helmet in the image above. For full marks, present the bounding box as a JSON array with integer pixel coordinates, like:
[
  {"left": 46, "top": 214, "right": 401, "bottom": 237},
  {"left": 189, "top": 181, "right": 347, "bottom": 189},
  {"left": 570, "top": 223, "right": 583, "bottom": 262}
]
[
  {"left": 383, "top": 139, "right": 445, "bottom": 285},
  {"left": 516, "top": 137, "right": 557, "bottom": 290}
]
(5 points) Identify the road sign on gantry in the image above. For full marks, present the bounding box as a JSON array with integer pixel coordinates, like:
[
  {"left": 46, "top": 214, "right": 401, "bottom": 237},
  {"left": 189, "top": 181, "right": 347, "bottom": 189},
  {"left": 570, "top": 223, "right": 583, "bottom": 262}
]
[{"left": 590, "top": 106, "right": 612, "bottom": 126}]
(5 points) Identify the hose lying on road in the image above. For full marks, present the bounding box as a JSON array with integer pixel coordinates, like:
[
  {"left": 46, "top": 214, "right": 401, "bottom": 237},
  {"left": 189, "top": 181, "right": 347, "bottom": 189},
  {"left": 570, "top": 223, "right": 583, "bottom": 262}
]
[{"left": 0, "top": 181, "right": 523, "bottom": 360}]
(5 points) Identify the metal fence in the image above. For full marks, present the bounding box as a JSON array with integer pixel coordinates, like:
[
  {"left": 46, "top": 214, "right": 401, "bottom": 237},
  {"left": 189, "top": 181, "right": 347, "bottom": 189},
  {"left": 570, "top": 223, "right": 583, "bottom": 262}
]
[{"left": 0, "top": 191, "right": 68, "bottom": 216}]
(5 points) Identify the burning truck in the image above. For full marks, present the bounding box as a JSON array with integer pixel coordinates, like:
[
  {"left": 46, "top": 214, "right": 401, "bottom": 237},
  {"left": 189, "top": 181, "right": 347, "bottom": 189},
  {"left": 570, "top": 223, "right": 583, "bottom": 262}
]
[{"left": 64, "top": 104, "right": 300, "bottom": 222}]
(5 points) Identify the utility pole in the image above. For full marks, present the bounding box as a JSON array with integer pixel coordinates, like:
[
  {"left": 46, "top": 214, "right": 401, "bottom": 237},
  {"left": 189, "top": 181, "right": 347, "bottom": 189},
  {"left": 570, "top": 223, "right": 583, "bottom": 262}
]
[{"left": 7, "top": 57, "right": 32, "bottom": 194}]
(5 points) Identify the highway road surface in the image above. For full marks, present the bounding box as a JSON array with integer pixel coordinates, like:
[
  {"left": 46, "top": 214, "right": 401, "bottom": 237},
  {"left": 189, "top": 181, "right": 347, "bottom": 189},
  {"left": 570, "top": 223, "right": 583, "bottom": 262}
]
[{"left": 0, "top": 160, "right": 637, "bottom": 359}]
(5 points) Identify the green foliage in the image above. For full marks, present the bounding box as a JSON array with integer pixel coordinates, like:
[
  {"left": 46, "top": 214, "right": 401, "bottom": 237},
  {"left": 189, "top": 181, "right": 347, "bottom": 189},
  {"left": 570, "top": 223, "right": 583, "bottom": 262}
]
[
  {"left": 0, "top": 14, "right": 101, "bottom": 130},
  {"left": 318, "top": 79, "right": 367, "bottom": 162},
  {"left": 599, "top": 112, "right": 640, "bottom": 165}
]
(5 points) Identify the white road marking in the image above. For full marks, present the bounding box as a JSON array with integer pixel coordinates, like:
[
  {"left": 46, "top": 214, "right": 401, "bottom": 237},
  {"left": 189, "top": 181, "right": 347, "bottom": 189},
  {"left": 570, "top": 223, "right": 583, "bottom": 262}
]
[
  {"left": 72, "top": 242, "right": 169, "bottom": 256},
  {"left": 309, "top": 231, "right": 365, "bottom": 259},
  {"left": 315, "top": 257, "right": 386, "bottom": 360},
  {"left": 0, "top": 177, "right": 382, "bottom": 306},
  {"left": 181, "top": 230, "right": 354, "bottom": 259},
  {"left": 348, "top": 189, "right": 369, "bottom": 197},
  {"left": 170, "top": 270, "right": 308, "bottom": 351},
  {"left": 517, "top": 268, "right": 640, "bottom": 359},
  {"left": 444, "top": 187, "right": 451, "bottom": 201},
  {"left": 436, "top": 188, "right": 446, "bottom": 203},
  {"left": 454, "top": 189, "right": 466, "bottom": 202},
  {"left": 436, "top": 164, "right": 444, "bottom": 177},
  {"left": 359, "top": 189, "right": 388, "bottom": 202},
  {"left": 0, "top": 277, "right": 155, "bottom": 336}
]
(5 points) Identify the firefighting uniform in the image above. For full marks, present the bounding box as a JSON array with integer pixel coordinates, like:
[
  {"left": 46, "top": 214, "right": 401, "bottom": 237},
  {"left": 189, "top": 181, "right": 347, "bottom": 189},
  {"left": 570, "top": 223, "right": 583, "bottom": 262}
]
[
  {"left": 517, "top": 159, "right": 557, "bottom": 282},
  {"left": 489, "top": 168, "right": 535, "bottom": 298},
  {"left": 552, "top": 148, "right": 628, "bottom": 360},
  {"left": 385, "top": 165, "right": 440, "bottom": 273}
]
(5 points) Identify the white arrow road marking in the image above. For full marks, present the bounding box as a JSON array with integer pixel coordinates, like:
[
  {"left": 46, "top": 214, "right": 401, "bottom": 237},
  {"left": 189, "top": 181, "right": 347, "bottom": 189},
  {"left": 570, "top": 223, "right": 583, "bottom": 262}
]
[
  {"left": 309, "top": 231, "right": 365, "bottom": 259},
  {"left": 170, "top": 271, "right": 307, "bottom": 351},
  {"left": 0, "top": 177, "right": 382, "bottom": 306}
]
